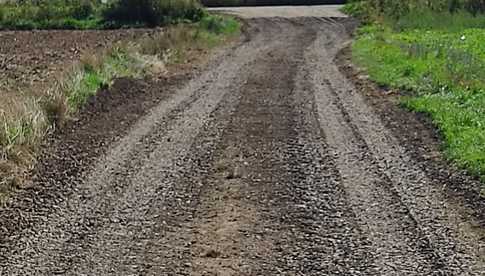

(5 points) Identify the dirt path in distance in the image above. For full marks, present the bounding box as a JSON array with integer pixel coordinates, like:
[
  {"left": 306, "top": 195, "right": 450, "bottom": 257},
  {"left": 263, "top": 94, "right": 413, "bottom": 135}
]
[
  {"left": 0, "top": 6, "right": 484, "bottom": 275},
  {"left": 208, "top": 5, "right": 345, "bottom": 18}
]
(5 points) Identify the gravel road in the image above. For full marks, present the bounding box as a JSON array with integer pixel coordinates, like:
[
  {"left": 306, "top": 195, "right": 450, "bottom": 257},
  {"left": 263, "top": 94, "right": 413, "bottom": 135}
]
[{"left": 1, "top": 6, "right": 484, "bottom": 275}]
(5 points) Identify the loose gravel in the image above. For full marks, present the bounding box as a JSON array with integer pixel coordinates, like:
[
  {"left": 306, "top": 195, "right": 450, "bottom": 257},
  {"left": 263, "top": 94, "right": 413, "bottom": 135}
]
[{"left": 0, "top": 8, "right": 484, "bottom": 275}]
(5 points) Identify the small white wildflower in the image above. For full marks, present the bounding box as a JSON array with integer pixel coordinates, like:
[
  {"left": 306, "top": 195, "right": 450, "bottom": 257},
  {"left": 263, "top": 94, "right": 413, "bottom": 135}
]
[{"left": 460, "top": 35, "right": 466, "bottom": 41}]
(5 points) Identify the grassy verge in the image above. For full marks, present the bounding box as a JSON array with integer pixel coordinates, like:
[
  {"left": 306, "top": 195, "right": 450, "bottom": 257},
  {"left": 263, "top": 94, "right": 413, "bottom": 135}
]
[
  {"left": 65, "top": 14, "right": 239, "bottom": 110},
  {"left": 346, "top": 4, "right": 485, "bottom": 181},
  {"left": 0, "top": 15, "right": 240, "bottom": 194}
]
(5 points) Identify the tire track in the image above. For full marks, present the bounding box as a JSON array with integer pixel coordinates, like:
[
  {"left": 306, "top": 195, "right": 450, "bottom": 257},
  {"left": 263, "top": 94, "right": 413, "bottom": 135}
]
[
  {"left": 0, "top": 21, "right": 265, "bottom": 275},
  {"left": 185, "top": 18, "right": 325, "bottom": 275},
  {"left": 306, "top": 19, "right": 485, "bottom": 275}
]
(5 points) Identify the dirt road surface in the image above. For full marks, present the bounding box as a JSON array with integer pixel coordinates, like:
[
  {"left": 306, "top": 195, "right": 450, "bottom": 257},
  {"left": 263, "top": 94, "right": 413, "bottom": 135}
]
[
  {"left": 1, "top": 6, "right": 484, "bottom": 275},
  {"left": 208, "top": 5, "right": 345, "bottom": 18}
]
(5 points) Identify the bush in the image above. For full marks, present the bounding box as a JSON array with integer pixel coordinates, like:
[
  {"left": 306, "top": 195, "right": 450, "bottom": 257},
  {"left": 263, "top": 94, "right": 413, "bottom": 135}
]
[
  {"left": 103, "top": 0, "right": 158, "bottom": 26},
  {"left": 0, "top": 0, "right": 207, "bottom": 29},
  {"left": 341, "top": 1, "right": 372, "bottom": 22},
  {"left": 71, "top": 0, "right": 95, "bottom": 20},
  {"left": 0, "top": 7, "right": 5, "bottom": 22},
  {"left": 199, "top": 15, "right": 239, "bottom": 35},
  {"left": 103, "top": 0, "right": 204, "bottom": 27},
  {"left": 0, "top": 0, "right": 101, "bottom": 30}
]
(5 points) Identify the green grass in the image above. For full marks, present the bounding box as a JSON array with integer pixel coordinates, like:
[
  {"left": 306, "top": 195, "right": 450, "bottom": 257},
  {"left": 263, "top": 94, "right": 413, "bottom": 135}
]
[
  {"left": 393, "top": 10, "right": 485, "bottom": 31},
  {"left": 0, "top": 0, "right": 204, "bottom": 30},
  {"left": 0, "top": 0, "right": 104, "bottom": 30},
  {"left": 352, "top": 21, "right": 485, "bottom": 179},
  {"left": 341, "top": 1, "right": 371, "bottom": 21},
  {"left": 67, "top": 47, "right": 144, "bottom": 110}
]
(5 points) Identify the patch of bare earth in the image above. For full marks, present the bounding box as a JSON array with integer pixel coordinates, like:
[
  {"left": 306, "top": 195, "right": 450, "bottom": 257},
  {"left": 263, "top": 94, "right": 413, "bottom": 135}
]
[{"left": 0, "top": 29, "right": 154, "bottom": 94}]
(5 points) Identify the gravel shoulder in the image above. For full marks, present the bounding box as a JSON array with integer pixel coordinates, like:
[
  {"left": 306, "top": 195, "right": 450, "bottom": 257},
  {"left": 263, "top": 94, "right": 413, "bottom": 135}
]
[{"left": 0, "top": 8, "right": 484, "bottom": 275}]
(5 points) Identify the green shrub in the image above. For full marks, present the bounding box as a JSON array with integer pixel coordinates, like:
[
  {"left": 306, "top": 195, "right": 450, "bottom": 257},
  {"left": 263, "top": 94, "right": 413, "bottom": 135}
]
[
  {"left": 0, "top": 0, "right": 209, "bottom": 30},
  {"left": 71, "top": 0, "right": 95, "bottom": 20},
  {"left": 341, "top": 1, "right": 372, "bottom": 22},
  {"left": 102, "top": 0, "right": 204, "bottom": 27},
  {"left": 102, "top": 0, "right": 159, "bottom": 26},
  {"left": 345, "top": 0, "right": 485, "bottom": 21},
  {"left": 199, "top": 15, "right": 238, "bottom": 35}
]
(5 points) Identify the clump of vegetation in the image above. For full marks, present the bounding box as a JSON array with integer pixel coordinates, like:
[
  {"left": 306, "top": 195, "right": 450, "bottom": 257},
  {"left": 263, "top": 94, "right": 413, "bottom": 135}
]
[
  {"left": 67, "top": 15, "right": 238, "bottom": 110},
  {"left": 140, "top": 15, "right": 239, "bottom": 61},
  {"left": 344, "top": 1, "right": 485, "bottom": 180},
  {"left": 103, "top": 0, "right": 204, "bottom": 27},
  {"left": 0, "top": 0, "right": 102, "bottom": 30},
  {"left": 345, "top": 0, "right": 485, "bottom": 22},
  {"left": 0, "top": 0, "right": 205, "bottom": 30}
]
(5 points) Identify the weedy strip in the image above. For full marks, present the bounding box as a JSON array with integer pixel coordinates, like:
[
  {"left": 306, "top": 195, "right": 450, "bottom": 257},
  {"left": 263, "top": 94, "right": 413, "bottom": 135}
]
[
  {"left": 345, "top": 1, "right": 485, "bottom": 185},
  {"left": 0, "top": 15, "right": 240, "bottom": 194}
]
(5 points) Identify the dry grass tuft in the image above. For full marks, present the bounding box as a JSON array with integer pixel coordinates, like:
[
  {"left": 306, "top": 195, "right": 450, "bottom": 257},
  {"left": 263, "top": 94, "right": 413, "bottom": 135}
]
[
  {"left": 80, "top": 51, "right": 104, "bottom": 73},
  {"left": 0, "top": 95, "right": 50, "bottom": 191},
  {"left": 42, "top": 85, "right": 69, "bottom": 127},
  {"left": 139, "top": 25, "right": 198, "bottom": 62}
]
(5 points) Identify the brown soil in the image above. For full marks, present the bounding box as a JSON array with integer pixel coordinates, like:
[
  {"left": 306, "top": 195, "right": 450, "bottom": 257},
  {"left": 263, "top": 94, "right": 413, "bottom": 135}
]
[{"left": 0, "top": 29, "right": 155, "bottom": 94}]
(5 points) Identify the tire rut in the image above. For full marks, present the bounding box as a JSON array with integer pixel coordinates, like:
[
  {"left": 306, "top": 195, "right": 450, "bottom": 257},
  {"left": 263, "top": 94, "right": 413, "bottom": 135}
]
[
  {"left": 306, "top": 20, "right": 485, "bottom": 275},
  {"left": 0, "top": 21, "right": 265, "bottom": 274}
]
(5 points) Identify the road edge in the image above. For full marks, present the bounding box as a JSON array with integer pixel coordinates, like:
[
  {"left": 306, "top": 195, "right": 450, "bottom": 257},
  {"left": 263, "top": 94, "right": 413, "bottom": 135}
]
[{"left": 336, "top": 45, "right": 485, "bottom": 226}]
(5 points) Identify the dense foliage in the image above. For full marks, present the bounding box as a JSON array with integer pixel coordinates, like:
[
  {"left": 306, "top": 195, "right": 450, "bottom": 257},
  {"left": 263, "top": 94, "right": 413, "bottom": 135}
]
[
  {"left": 344, "top": 0, "right": 485, "bottom": 23},
  {"left": 103, "top": 0, "right": 204, "bottom": 27},
  {"left": 345, "top": 1, "right": 485, "bottom": 179},
  {"left": 0, "top": 0, "right": 101, "bottom": 29},
  {"left": 0, "top": 0, "right": 204, "bottom": 29}
]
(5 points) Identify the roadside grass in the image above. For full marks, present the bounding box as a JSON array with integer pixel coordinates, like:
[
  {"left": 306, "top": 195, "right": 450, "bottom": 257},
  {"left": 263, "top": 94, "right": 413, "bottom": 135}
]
[
  {"left": 0, "top": 95, "right": 48, "bottom": 196},
  {"left": 350, "top": 12, "right": 485, "bottom": 180},
  {"left": 139, "top": 15, "right": 240, "bottom": 62},
  {"left": 393, "top": 10, "right": 485, "bottom": 31},
  {"left": 341, "top": 1, "right": 371, "bottom": 22},
  {"left": 0, "top": 15, "right": 240, "bottom": 192}
]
